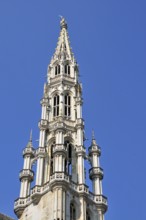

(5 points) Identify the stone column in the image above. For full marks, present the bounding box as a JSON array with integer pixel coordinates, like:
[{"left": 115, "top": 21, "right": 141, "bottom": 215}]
[{"left": 53, "top": 187, "right": 66, "bottom": 220}]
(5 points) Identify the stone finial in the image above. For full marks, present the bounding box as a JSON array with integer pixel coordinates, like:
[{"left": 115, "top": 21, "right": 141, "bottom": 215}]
[
  {"left": 29, "top": 129, "right": 32, "bottom": 142},
  {"left": 92, "top": 129, "right": 95, "bottom": 140},
  {"left": 91, "top": 129, "right": 97, "bottom": 146},
  {"left": 60, "top": 17, "right": 68, "bottom": 29}
]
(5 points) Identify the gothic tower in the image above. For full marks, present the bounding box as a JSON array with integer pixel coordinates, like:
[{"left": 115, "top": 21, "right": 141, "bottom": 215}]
[{"left": 14, "top": 18, "right": 108, "bottom": 220}]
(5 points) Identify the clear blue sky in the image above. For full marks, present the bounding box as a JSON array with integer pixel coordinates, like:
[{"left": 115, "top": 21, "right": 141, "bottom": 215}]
[{"left": 0, "top": 0, "right": 146, "bottom": 219}]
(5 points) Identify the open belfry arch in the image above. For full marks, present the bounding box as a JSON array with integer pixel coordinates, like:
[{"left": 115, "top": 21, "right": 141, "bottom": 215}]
[{"left": 14, "top": 18, "right": 108, "bottom": 220}]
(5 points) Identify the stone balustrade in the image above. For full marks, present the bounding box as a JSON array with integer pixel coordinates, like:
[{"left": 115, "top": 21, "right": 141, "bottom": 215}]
[
  {"left": 50, "top": 75, "right": 75, "bottom": 84},
  {"left": 70, "top": 181, "right": 78, "bottom": 191},
  {"left": 75, "top": 119, "right": 84, "bottom": 129},
  {"left": 76, "top": 145, "right": 86, "bottom": 157},
  {"left": 89, "top": 167, "right": 103, "bottom": 179},
  {"left": 19, "top": 169, "right": 34, "bottom": 181},
  {"left": 42, "top": 181, "right": 50, "bottom": 192},
  {"left": 94, "top": 195, "right": 107, "bottom": 205},
  {"left": 63, "top": 119, "right": 75, "bottom": 128},
  {"left": 50, "top": 75, "right": 61, "bottom": 84},
  {"left": 48, "top": 120, "right": 75, "bottom": 131},
  {"left": 88, "top": 145, "right": 101, "bottom": 155},
  {"left": 88, "top": 193, "right": 107, "bottom": 211},
  {"left": 40, "top": 97, "right": 49, "bottom": 106},
  {"left": 89, "top": 191, "right": 94, "bottom": 200},
  {"left": 52, "top": 144, "right": 67, "bottom": 154},
  {"left": 36, "top": 147, "right": 46, "bottom": 157},
  {"left": 14, "top": 198, "right": 26, "bottom": 208},
  {"left": 31, "top": 185, "right": 42, "bottom": 196},
  {"left": 78, "top": 184, "right": 89, "bottom": 194},
  {"left": 54, "top": 122, "right": 65, "bottom": 129},
  {"left": 14, "top": 178, "right": 107, "bottom": 215},
  {"left": 50, "top": 172, "right": 69, "bottom": 183},
  {"left": 63, "top": 75, "right": 75, "bottom": 83},
  {"left": 76, "top": 118, "right": 84, "bottom": 125},
  {"left": 23, "top": 148, "right": 35, "bottom": 157},
  {"left": 94, "top": 195, "right": 108, "bottom": 212},
  {"left": 38, "top": 119, "right": 48, "bottom": 130}
]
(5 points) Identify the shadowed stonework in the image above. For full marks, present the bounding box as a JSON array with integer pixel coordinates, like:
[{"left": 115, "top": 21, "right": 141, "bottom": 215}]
[{"left": 0, "top": 213, "right": 15, "bottom": 220}]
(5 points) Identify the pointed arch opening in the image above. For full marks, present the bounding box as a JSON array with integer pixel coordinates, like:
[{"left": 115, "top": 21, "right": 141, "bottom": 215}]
[
  {"left": 70, "top": 203, "right": 76, "bottom": 220},
  {"left": 55, "top": 64, "right": 60, "bottom": 75},
  {"left": 64, "top": 141, "right": 72, "bottom": 175},
  {"left": 53, "top": 94, "right": 59, "bottom": 117},
  {"left": 65, "top": 64, "right": 70, "bottom": 75},
  {"left": 50, "top": 144, "right": 54, "bottom": 175},
  {"left": 50, "top": 141, "right": 55, "bottom": 175},
  {"left": 64, "top": 138, "right": 77, "bottom": 182},
  {"left": 64, "top": 93, "right": 71, "bottom": 117}
]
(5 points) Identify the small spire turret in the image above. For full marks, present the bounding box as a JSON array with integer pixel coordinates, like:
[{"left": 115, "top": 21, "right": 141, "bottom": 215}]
[
  {"left": 19, "top": 132, "right": 35, "bottom": 198},
  {"left": 88, "top": 133, "right": 103, "bottom": 194},
  {"left": 88, "top": 132, "right": 107, "bottom": 217}
]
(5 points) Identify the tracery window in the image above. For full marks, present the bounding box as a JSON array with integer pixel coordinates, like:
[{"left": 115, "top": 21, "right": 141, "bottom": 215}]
[
  {"left": 65, "top": 64, "right": 70, "bottom": 75},
  {"left": 55, "top": 65, "right": 60, "bottom": 75},
  {"left": 70, "top": 203, "right": 76, "bottom": 220},
  {"left": 53, "top": 95, "right": 59, "bottom": 117},
  {"left": 50, "top": 142, "right": 55, "bottom": 175},
  {"left": 64, "top": 141, "right": 72, "bottom": 175},
  {"left": 64, "top": 94, "right": 71, "bottom": 117}
]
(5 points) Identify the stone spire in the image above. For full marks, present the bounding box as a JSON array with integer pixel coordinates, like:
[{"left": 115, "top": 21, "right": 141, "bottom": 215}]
[{"left": 50, "top": 17, "right": 75, "bottom": 64}]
